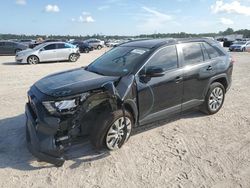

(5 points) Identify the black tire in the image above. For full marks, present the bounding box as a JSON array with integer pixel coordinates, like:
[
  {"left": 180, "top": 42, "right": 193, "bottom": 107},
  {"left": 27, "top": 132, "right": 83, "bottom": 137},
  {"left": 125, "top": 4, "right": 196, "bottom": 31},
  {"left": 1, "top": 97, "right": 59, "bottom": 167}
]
[
  {"left": 27, "top": 55, "right": 39, "bottom": 64},
  {"left": 200, "top": 82, "right": 225, "bottom": 115},
  {"left": 242, "top": 47, "right": 246, "bottom": 52},
  {"left": 69, "top": 53, "right": 79, "bottom": 62},
  {"left": 84, "top": 48, "right": 90, "bottom": 53},
  {"left": 90, "top": 110, "right": 134, "bottom": 150},
  {"left": 97, "top": 45, "right": 102, "bottom": 50}
]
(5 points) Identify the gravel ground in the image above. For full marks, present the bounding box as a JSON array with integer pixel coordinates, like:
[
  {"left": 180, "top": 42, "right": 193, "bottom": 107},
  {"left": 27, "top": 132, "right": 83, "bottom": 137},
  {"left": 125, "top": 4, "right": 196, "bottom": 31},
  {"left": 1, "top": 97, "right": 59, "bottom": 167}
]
[{"left": 0, "top": 49, "right": 250, "bottom": 188}]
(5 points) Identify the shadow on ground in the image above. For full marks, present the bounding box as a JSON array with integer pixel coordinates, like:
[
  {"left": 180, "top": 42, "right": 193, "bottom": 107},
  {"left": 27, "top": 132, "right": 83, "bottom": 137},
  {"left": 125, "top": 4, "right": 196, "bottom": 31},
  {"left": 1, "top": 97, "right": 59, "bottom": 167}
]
[
  {"left": 0, "top": 114, "right": 109, "bottom": 171},
  {"left": 0, "top": 109, "right": 205, "bottom": 170}
]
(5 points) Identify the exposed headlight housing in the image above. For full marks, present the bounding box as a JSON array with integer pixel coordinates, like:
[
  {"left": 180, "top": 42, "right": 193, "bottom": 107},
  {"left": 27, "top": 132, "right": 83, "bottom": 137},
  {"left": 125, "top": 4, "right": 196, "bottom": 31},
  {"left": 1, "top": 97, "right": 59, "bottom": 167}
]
[{"left": 42, "top": 92, "right": 90, "bottom": 115}]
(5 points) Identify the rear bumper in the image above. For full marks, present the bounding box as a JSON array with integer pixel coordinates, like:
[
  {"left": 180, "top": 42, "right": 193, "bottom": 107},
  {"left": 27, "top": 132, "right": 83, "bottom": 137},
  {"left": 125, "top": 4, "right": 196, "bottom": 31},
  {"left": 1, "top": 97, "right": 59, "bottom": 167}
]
[{"left": 25, "top": 104, "right": 65, "bottom": 166}]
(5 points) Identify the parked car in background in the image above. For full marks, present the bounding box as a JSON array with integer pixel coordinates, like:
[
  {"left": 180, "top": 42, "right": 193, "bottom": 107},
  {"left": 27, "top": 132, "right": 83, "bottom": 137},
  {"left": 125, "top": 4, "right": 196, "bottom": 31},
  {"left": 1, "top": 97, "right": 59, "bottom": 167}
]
[
  {"left": 16, "top": 42, "right": 80, "bottom": 64},
  {"left": 0, "top": 40, "right": 28, "bottom": 55},
  {"left": 105, "top": 40, "right": 121, "bottom": 47},
  {"left": 19, "top": 39, "right": 36, "bottom": 46},
  {"left": 29, "top": 39, "right": 63, "bottom": 49},
  {"left": 25, "top": 38, "right": 233, "bottom": 166},
  {"left": 85, "top": 39, "right": 105, "bottom": 50},
  {"left": 229, "top": 41, "right": 250, "bottom": 52},
  {"left": 71, "top": 41, "right": 93, "bottom": 53}
]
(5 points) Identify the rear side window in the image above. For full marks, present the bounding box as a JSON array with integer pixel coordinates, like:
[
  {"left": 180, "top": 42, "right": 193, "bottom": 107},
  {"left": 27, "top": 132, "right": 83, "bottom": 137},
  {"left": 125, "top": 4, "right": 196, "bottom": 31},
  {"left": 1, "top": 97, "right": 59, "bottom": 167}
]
[
  {"left": 182, "top": 43, "right": 203, "bottom": 65},
  {"left": 146, "top": 45, "right": 178, "bottom": 72},
  {"left": 203, "top": 42, "right": 221, "bottom": 59}
]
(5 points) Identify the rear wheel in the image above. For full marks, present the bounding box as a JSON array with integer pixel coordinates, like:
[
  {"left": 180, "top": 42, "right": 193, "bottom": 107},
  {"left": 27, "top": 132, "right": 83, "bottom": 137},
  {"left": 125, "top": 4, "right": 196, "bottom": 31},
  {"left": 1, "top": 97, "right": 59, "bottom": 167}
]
[
  {"left": 97, "top": 45, "right": 102, "bottom": 50},
  {"left": 200, "top": 82, "right": 225, "bottom": 115},
  {"left": 69, "top": 53, "right": 79, "bottom": 62},
  {"left": 90, "top": 110, "right": 134, "bottom": 150},
  {"left": 27, "top": 55, "right": 39, "bottom": 64}
]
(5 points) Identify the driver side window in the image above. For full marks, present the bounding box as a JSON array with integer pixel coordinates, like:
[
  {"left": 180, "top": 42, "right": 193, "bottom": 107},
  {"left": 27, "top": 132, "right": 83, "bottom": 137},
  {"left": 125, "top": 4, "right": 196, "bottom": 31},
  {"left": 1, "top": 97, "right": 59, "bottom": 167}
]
[
  {"left": 44, "top": 44, "right": 56, "bottom": 51},
  {"left": 145, "top": 45, "right": 178, "bottom": 72}
]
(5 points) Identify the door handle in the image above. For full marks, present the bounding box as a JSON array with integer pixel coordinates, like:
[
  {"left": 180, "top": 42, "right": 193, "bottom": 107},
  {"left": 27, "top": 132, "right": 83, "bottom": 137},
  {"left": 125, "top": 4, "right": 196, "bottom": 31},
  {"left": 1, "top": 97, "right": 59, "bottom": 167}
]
[
  {"left": 175, "top": 76, "right": 183, "bottom": 83},
  {"left": 207, "top": 65, "right": 213, "bottom": 71}
]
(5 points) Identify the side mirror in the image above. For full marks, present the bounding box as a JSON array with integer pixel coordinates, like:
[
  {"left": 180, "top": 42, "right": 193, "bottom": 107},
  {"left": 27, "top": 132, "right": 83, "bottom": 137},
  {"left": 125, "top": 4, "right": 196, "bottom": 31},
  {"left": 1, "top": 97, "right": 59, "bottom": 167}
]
[
  {"left": 39, "top": 48, "right": 44, "bottom": 52},
  {"left": 144, "top": 66, "right": 165, "bottom": 77}
]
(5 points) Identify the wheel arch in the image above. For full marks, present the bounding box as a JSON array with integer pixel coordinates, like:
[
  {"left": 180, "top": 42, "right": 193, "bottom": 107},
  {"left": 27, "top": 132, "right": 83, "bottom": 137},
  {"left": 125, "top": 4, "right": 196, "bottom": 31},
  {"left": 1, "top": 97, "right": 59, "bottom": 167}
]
[
  {"left": 123, "top": 99, "right": 138, "bottom": 126},
  {"left": 27, "top": 54, "right": 40, "bottom": 63},
  {"left": 204, "top": 74, "right": 229, "bottom": 97}
]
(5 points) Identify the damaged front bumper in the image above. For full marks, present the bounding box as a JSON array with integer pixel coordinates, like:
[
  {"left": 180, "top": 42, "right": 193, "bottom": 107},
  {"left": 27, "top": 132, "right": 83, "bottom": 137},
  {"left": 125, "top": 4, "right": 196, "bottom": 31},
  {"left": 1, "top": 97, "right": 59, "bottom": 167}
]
[{"left": 25, "top": 104, "right": 65, "bottom": 166}]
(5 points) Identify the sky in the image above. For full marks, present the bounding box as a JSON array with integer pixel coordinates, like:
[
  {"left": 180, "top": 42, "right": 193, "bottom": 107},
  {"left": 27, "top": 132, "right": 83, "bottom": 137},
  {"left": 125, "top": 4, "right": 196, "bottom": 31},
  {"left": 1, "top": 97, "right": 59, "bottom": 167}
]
[{"left": 1, "top": 0, "right": 250, "bottom": 36}]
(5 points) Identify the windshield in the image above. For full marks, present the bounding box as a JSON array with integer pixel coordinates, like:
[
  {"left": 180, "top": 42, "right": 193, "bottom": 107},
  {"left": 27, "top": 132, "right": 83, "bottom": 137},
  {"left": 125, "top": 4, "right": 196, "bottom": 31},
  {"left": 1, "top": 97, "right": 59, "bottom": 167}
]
[{"left": 87, "top": 46, "right": 150, "bottom": 76}]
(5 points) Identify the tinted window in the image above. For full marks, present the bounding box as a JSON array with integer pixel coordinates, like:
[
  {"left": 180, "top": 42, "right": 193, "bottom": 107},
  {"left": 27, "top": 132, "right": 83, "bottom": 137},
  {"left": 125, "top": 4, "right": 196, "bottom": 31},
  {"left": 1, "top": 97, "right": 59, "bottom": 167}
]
[
  {"left": 182, "top": 43, "right": 203, "bottom": 65},
  {"left": 146, "top": 45, "right": 178, "bottom": 71},
  {"left": 44, "top": 44, "right": 56, "bottom": 50},
  {"left": 203, "top": 42, "right": 220, "bottom": 59},
  {"left": 57, "top": 43, "right": 65, "bottom": 49},
  {"left": 5, "top": 42, "right": 15, "bottom": 47}
]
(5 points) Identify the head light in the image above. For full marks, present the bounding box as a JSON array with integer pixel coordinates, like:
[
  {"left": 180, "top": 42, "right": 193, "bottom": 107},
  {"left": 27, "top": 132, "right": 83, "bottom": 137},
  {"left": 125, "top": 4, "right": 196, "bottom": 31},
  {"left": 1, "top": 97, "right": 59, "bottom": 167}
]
[
  {"left": 55, "top": 99, "right": 77, "bottom": 111},
  {"left": 42, "top": 92, "right": 90, "bottom": 114}
]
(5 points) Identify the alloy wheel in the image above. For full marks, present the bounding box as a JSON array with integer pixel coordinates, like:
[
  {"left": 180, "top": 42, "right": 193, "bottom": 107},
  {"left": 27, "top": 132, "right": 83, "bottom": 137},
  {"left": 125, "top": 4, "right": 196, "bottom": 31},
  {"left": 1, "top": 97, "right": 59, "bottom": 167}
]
[
  {"left": 106, "top": 117, "right": 132, "bottom": 150},
  {"left": 209, "top": 87, "right": 224, "bottom": 112}
]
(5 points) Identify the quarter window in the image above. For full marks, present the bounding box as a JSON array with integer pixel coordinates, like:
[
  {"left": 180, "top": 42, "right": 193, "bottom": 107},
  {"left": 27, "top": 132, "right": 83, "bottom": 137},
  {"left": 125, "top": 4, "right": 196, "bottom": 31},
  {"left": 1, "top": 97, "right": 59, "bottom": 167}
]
[
  {"left": 182, "top": 43, "right": 203, "bottom": 65},
  {"left": 203, "top": 42, "right": 220, "bottom": 59},
  {"left": 145, "top": 45, "right": 178, "bottom": 72}
]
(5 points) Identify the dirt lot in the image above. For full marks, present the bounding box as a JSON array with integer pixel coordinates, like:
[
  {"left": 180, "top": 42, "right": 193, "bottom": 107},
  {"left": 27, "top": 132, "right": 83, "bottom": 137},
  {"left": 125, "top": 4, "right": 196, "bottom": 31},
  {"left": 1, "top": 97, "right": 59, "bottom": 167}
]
[{"left": 0, "top": 49, "right": 250, "bottom": 188}]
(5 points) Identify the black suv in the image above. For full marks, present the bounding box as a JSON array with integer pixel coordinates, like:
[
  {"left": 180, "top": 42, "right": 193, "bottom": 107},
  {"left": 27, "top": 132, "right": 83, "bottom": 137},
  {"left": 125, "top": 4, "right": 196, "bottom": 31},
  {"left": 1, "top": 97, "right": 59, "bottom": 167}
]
[
  {"left": 71, "top": 41, "right": 93, "bottom": 53},
  {"left": 25, "top": 38, "right": 233, "bottom": 166}
]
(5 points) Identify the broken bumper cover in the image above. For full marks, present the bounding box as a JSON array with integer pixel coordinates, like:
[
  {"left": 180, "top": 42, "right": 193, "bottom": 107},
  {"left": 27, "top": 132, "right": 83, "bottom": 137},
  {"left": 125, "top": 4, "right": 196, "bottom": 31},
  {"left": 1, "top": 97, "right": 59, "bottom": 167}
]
[{"left": 25, "top": 104, "right": 65, "bottom": 166}]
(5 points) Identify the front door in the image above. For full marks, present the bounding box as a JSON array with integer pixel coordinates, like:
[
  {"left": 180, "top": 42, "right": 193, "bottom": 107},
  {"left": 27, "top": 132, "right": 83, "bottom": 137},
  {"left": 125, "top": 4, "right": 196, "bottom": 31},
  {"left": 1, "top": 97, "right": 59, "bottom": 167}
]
[
  {"left": 136, "top": 45, "right": 183, "bottom": 125},
  {"left": 39, "top": 43, "right": 57, "bottom": 62}
]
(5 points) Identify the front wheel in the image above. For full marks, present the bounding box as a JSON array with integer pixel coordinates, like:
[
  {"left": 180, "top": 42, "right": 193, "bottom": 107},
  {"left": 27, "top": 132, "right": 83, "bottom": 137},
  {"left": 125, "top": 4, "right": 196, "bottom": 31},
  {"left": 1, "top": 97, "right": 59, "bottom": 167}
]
[
  {"left": 27, "top": 55, "right": 39, "bottom": 64},
  {"left": 84, "top": 48, "right": 90, "bottom": 53},
  {"left": 90, "top": 110, "right": 134, "bottom": 150},
  {"left": 69, "top": 53, "right": 79, "bottom": 62},
  {"left": 200, "top": 82, "right": 225, "bottom": 115},
  {"left": 242, "top": 47, "right": 246, "bottom": 52}
]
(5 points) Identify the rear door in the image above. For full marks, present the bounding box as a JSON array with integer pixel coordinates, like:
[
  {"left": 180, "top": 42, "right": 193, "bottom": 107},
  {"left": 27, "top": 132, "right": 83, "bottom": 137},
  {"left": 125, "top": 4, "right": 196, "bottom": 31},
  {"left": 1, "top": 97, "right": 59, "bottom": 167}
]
[
  {"left": 178, "top": 42, "right": 219, "bottom": 110},
  {"left": 136, "top": 45, "right": 184, "bottom": 125},
  {"left": 38, "top": 43, "right": 57, "bottom": 62},
  {"left": 56, "top": 43, "right": 72, "bottom": 60}
]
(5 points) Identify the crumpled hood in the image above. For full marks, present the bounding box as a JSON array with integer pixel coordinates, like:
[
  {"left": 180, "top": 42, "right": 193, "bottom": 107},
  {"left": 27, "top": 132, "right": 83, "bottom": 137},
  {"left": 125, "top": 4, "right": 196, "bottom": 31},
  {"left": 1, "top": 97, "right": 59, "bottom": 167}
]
[{"left": 35, "top": 68, "right": 119, "bottom": 97}]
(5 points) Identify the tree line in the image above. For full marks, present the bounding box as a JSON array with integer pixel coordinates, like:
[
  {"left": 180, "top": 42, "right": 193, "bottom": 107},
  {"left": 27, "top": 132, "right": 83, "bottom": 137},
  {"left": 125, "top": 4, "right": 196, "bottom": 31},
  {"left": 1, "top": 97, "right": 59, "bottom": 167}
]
[{"left": 0, "top": 28, "right": 250, "bottom": 41}]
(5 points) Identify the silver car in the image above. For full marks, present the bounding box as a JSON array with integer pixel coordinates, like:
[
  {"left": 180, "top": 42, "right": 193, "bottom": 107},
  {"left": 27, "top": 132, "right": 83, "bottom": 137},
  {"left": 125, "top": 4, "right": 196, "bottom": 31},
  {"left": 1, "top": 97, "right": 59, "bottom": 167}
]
[{"left": 15, "top": 42, "right": 80, "bottom": 64}]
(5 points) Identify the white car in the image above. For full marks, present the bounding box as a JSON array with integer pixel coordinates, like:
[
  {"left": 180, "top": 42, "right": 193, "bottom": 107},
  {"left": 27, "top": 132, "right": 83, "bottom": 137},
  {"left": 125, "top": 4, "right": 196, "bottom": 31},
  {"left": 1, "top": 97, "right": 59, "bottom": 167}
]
[
  {"left": 15, "top": 42, "right": 80, "bottom": 64},
  {"left": 106, "top": 40, "right": 121, "bottom": 47},
  {"left": 246, "top": 44, "right": 250, "bottom": 53}
]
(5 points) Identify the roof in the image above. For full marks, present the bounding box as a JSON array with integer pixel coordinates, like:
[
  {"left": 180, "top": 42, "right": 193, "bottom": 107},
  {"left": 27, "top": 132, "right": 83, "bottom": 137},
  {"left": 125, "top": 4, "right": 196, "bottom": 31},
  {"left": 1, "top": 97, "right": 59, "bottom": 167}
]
[{"left": 120, "top": 38, "right": 216, "bottom": 49}]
